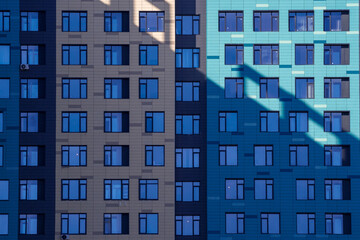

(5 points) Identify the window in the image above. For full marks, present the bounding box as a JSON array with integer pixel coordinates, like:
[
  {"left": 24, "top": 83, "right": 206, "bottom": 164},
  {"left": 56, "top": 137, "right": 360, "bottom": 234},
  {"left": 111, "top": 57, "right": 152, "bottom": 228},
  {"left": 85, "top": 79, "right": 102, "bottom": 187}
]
[
  {"left": 145, "top": 112, "right": 164, "bottom": 133},
  {"left": 254, "top": 145, "right": 273, "bottom": 166},
  {"left": 139, "top": 12, "right": 164, "bottom": 32},
  {"left": 226, "top": 213, "right": 244, "bottom": 234},
  {"left": 254, "top": 45, "right": 279, "bottom": 65},
  {"left": 104, "top": 78, "right": 129, "bottom": 99},
  {"left": 296, "top": 179, "right": 315, "bottom": 200},
  {"left": 21, "top": 12, "right": 40, "bottom": 31},
  {"left": 219, "top": 112, "right": 237, "bottom": 132},
  {"left": 290, "top": 145, "right": 309, "bottom": 166},
  {"left": 0, "top": 11, "right": 10, "bottom": 32},
  {"left": 62, "top": 146, "right": 87, "bottom": 166},
  {"left": 105, "top": 146, "right": 129, "bottom": 166},
  {"left": 225, "top": 78, "right": 243, "bottom": 99},
  {"left": 20, "top": 180, "right": 37, "bottom": 200},
  {"left": 176, "top": 182, "right": 200, "bottom": 202},
  {"left": 21, "top": 79, "right": 41, "bottom": 99},
  {"left": 260, "top": 78, "right": 279, "bottom": 98},
  {"left": 20, "top": 112, "right": 40, "bottom": 132},
  {"left": 21, "top": 45, "right": 41, "bottom": 65},
  {"left": 139, "top": 213, "right": 158, "bottom": 234},
  {"left": 0, "top": 79, "right": 9, "bottom": 98},
  {"left": 62, "top": 12, "right": 87, "bottom": 32},
  {"left": 20, "top": 146, "right": 41, "bottom": 166},
  {"left": 104, "top": 179, "right": 129, "bottom": 200},
  {"left": 145, "top": 146, "right": 164, "bottom": 166},
  {"left": 324, "top": 112, "right": 349, "bottom": 132},
  {"left": 289, "top": 112, "right": 308, "bottom": 132},
  {"left": 176, "top": 82, "right": 199, "bottom": 101},
  {"left": 289, "top": 11, "right": 314, "bottom": 31},
  {"left": 296, "top": 78, "right": 314, "bottom": 99},
  {"left": 62, "top": 45, "right": 87, "bottom": 65},
  {"left": 0, "top": 114, "right": 2, "bottom": 132},
  {"left": 62, "top": 79, "right": 87, "bottom": 99},
  {"left": 139, "top": 45, "right": 158, "bottom": 65},
  {"left": 219, "top": 145, "right": 237, "bottom": 166},
  {"left": 104, "top": 45, "right": 129, "bottom": 65},
  {"left": 104, "top": 112, "right": 129, "bottom": 133},
  {"left": 260, "top": 111, "right": 279, "bottom": 132},
  {"left": 325, "top": 213, "right": 351, "bottom": 234},
  {"left": 261, "top": 213, "right": 280, "bottom": 234},
  {"left": 325, "top": 179, "right": 351, "bottom": 200},
  {"left": 295, "top": 45, "right": 314, "bottom": 65},
  {"left": 225, "top": 45, "right": 244, "bottom": 65},
  {"left": 139, "top": 79, "right": 158, "bottom": 99},
  {"left": 176, "top": 216, "right": 200, "bottom": 236},
  {"left": 61, "top": 213, "right": 86, "bottom": 235},
  {"left": 0, "top": 214, "right": 8, "bottom": 234},
  {"left": 219, "top": 11, "right": 243, "bottom": 32},
  {"left": 19, "top": 214, "right": 38, "bottom": 234},
  {"left": 297, "top": 213, "right": 315, "bottom": 234},
  {"left": 324, "top": 44, "right": 349, "bottom": 65},
  {"left": 0, "top": 45, "right": 10, "bottom": 65},
  {"left": 254, "top": 11, "right": 279, "bottom": 31},
  {"left": 176, "top": 15, "right": 199, "bottom": 35},
  {"left": 176, "top": 115, "right": 199, "bottom": 135},
  {"left": 225, "top": 179, "right": 244, "bottom": 200},
  {"left": 324, "top": 11, "right": 349, "bottom": 31},
  {"left": 104, "top": 214, "right": 129, "bottom": 234},
  {"left": 325, "top": 145, "right": 350, "bottom": 166},
  {"left": 139, "top": 180, "right": 158, "bottom": 200},
  {"left": 104, "top": 12, "right": 129, "bottom": 32},
  {"left": 176, "top": 148, "right": 199, "bottom": 168},
  {"left": 62, "top": 112, "right": 87, "bottom": 132},
  {"left": 255, "top": 179, "right": 273, "bottom": 200},
  {"left": 62, "top": 179, "right": 87, "bottom": 200},
  {"left": 176, "top": 49, "right": 200, "bottom": 68},
  {"left": 0, "top": 180, "right": 8, "bottom": 200},
  {"left": 324, "top": 78, "right": 349, "bottom": 98}
]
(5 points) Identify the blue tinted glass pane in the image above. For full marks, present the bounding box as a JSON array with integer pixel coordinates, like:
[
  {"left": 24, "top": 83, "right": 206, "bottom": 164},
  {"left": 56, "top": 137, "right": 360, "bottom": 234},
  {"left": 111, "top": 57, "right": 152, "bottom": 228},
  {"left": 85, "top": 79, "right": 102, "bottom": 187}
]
[
  {"left": 69, "top": 113, "right": 80, "bottom": 132},
  {"left": 331, "top": 79, "right": 341, "bottom": 98},
  {"left": 226, "top": 113, "right": 237, "bottom": 132},
  {"left": 70, "top": 80, "right": 80, "bottom": 98},
  {"left": 254, "top": 50, "right": 260, "bottom": 64},
  {"left": 261, "top": 12, "right": 271, "bottom": 31},
  {"left": 261, "top": 46, "right": 271, "bottom": 64},
  {"left": 112, "top": 46, "right": 122, "bottom": 65},
  {"left": 69, "top": 46, "right": 80, "bottom": 65},
  {"left": 69, "top": 215, "right": 79, "bottom": 234},
  {"left": 147, "top": 46, "right": 158, "bottom": 65},
  {"left": 112, "top": 13, "right": 122, "bottom": 32},
  {"left": 225, "top": 79, "right": 236, "bottom": 98},
  {"left": 296, "top": 46, "right": 306, "bottom": 65},
  {"left": 227, "top": 147, "right": 237, "bottom": 165},
  {"left": 297, "top": 146, "right": 308, "bottom": 166},
  {"left": 225, "top": 46, "right": 236, "bottom": 65},
  {"left": 268, "top": 79, "right": 278, "bottom": 98},
  {"left": 332, "top": 113, "right": 342, "bottom": 132},
  {"left": 331, "top": 12, "right": 341, "bottom": 31},
  {"left": 183, "top": 216, "right": 193, "bottom": 235},
  {"left": 153, "top": 113, "right": 164, "bottom": 132},
  {"left": 254, "top": 17, "right": 260, "bottom": 31},
  {"left": 226, "top": 13, "right": 236, "bottom": 31},
  {"left": 146, "top": 80, "right": 158, "bottom": 98},
  {"left": 182, "top": 16, "right": 193, "bottom": 35},
  {"left": 182, "top": 182, "right": 193, "bottom": 201},
  {"left": 111, "top": 80, "right": 122, "bottom": 98},
  {"left": 297, "top": 113, "right": 308, "bottom": 132},
  {"left": 146, "top": 13, "right": 157, "bottom": 32},
  {"left": 255, "top": 180, "right": 265, "bottom": 199},
  {"left": 268, "top": 214, "right": 279, "bottom": 233},
  {"left": 69, "top": 181, "right": 79, "bottom": 199},
  {"left": 255, "top": 147, "right": 265, "bottom": 166},
  {"left": 0, "top": 215, "right": 8, "bottom": 234},
  {"left": 0, "top": 79, "right": 9, "bottom": 98},
  {"left": 296, "top": 180, "right": 307, "bottom": 199},
  {"left": 0, "top": 181, "right": 8, "bottom": 200},
  {"left": 226, "top": 180, "right": 236, "bottom": 199},
  {"left": 331, "top": 46, "right": 341, "bottom": 64},
  {"left": 69, "top": 13, "right": 80, "bottom": 31},
  {"left": 0, "top": 46, "right": 10, "bottom": 65},
  {"left": 147, "top": 214, "right": 158, "bottom": 233},
  {"left": 268, "top": 113, "right": 278, "bottom": 132},
  {"left": 182, "top": 49, "right": 193, "bottom": 68}
]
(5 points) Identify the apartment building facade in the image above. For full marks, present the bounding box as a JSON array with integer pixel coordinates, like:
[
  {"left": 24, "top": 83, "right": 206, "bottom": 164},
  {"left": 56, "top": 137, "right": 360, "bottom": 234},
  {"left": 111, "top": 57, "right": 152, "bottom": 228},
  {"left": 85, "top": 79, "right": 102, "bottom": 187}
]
[{"left": 0, "top": 0, "right": 359, "bottom": 239}]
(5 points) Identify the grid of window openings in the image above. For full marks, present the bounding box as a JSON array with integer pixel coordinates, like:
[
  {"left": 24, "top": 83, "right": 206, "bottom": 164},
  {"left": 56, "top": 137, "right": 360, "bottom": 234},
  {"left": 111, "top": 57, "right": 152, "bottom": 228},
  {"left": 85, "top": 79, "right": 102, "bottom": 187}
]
[{"left": 217, "top": 7, "right": 353, "bottom": 236}]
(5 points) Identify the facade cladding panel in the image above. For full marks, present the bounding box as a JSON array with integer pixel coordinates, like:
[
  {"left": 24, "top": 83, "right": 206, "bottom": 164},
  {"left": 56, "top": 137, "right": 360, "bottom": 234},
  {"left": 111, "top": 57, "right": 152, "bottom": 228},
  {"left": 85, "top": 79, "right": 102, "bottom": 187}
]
[
  {"left": 207, "top": 0, "right": 360, "bottom": 239},
  {"left": 55, "top": 0, "right": 175, "bottom": 239}
]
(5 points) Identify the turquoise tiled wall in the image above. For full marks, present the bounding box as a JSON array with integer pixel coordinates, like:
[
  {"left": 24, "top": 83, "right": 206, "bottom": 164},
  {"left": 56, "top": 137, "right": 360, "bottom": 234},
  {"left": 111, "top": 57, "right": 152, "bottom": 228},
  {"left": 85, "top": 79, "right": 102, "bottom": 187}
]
[
  {"left": 0, "top": 1, "right": 19, "bottom": 239},
  {"left": 207, "top": 0, "right": 360, "bottom": 238}
]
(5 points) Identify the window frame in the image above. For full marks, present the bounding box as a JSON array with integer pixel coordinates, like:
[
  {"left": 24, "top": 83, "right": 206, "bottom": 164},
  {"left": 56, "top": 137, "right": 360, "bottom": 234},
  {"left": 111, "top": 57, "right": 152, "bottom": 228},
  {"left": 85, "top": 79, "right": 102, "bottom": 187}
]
[
  {"left": 104, "top": 179, "right": 129, "bottom": 200},
  {"left": 62, "top": 11, "right": 87, "bottom": 32},
  {"left": 289, "top": 11, "right": 314, "bottom": 32},
  {"left": 219, "top": 11, "right": 244, "bottom": 32},
  {"left": 253, "top": 11, "right": 279, "bottom": 32}
]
